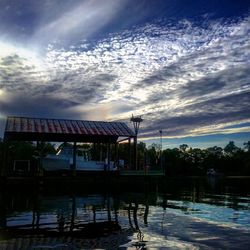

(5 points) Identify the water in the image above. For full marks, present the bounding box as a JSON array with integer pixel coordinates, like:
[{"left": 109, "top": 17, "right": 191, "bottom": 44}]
[{"left": 0, "top": 177, "right": 249, "bottom": 249}]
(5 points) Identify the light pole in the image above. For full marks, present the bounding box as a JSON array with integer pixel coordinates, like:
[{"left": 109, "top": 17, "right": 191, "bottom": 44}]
[
  {"left": 130, "top": 115, "right": 143, "bottom": 170},
  {"left": 159, "top": 130, "right": 163, "bottom": 171}
]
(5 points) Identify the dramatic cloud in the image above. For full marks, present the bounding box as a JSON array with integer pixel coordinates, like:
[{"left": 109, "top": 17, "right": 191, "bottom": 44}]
[{"left": 0, "top": 0, "right": 249, "bottom": 146}]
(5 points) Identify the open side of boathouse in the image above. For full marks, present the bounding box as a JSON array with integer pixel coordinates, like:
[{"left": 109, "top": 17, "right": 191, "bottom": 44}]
[{"left": 2, "top": 116, "right": 138, "bottom": 177}]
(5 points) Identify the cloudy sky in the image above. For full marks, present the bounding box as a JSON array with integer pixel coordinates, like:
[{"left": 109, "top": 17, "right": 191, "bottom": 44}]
[{"left": 0, "top": 0, "right": 250, "bottom": 148}]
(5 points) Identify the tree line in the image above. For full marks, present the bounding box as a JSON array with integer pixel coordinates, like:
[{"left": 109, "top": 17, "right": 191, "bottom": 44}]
[
  {"left": 0, "top": 138, "right": 249, "bottom": 176},
  {"left": 133, "top": 141, "right": 250, "bottom": 176},
  {"left": 108, "top": 140, "right": 250, "bottom": 176}
]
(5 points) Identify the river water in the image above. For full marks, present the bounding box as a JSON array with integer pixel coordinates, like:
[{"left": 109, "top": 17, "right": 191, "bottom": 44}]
[{"left": 0, "top": 177, "right": 249, "bottom": 249}]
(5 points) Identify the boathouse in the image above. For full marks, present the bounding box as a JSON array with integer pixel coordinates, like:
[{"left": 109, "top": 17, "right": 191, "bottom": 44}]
[{"left": 2, "top": 116, "right": 136, "bottom": 176}]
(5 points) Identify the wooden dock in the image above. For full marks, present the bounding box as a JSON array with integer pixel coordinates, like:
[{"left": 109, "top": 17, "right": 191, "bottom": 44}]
[
  {"left": 0, "top": 170, "right": 165, "bottom": 189},
  {"left": 120, "top": 170, "right": 165, "bottom": 176}
]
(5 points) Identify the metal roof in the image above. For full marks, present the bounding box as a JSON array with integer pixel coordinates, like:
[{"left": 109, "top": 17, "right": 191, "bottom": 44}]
[{"left": 4, "top": 116, "right": 135, "bottom": 142}]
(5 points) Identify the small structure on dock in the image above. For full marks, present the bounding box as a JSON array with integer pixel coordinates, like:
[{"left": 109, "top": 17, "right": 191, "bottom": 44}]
[{"left": 3, "top": 116, "right": 136, "bottom": 176}]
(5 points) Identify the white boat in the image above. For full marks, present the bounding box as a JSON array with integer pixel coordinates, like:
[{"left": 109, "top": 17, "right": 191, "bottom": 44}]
[{"left": 42, "top": 146, "right": 116, "bottom": 171}]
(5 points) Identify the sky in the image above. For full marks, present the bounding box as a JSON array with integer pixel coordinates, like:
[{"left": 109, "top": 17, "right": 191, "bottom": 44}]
[{"left": 0, "top": 0, "right": 250, "bottom": 149}]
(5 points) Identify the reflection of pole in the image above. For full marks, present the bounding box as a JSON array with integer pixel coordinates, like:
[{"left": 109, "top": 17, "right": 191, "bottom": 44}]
[
  {"left": 93, "top": 206, "right": 96, "bottom": 223},
  {"left": 0, "top": 192, "right": 6, "bottom": 228},
  {"left": 32, "top": 192, "right": 41, "bottom": 229},
  {"left": 128, "top": 203, "right": 135, "bottom": 230},
  {"left": 36, "top": 211, "right": 40, "bottom": 229},
  {"left": 161, "top": 195, "right": 167, "bottom": 230},
  {"left": 107, "top": 196, "right": 111, "bottom": 222},
  {"left": 113, "top": 195, "right": 120, "bottom": 224},
  {"left": 144, "top": 204, "right": 149, "bottom": 226},
  {"left": 159, "top": 130, "right": 163, "bottom": 171},
  {"left": 133, "top": 203, "right": 139, "bottom": 230},
  {"left": 70, "top": 196, "right": 76, "bottom": 232}
]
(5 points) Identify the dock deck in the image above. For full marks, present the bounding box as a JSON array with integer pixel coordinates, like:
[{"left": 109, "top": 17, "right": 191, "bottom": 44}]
[{"left": 120, "top": 170, "right": 165, "bottom": 176}]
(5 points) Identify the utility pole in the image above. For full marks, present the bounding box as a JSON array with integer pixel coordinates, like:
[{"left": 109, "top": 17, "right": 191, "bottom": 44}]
[
  {"left": 130, "top": 115, "right": 143, "bottom": 170},
  {"left": 159, "top": 130, "right": 163, "bottom": 171}
]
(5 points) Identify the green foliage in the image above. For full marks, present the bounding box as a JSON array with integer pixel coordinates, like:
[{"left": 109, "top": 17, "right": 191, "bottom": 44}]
[
  {"left": 243, "top": 141, "right": 250, "bottom": 152},
  {"left": 0, "top": 140, "right": 56, "bottom": 174},
  {"left": 0, "top": 138, "right": 249, "bottom": 176},
  {"left": 35, "top": 141, "right": 57, "bottom": 157},
  {"left": 6, "top": 141, "right": 36, "bottom": 160},
  {"left": 146, "top": 141, "right": 250, "bottom": 176},
  {"left": 179, "top": 144, "right": 189, "bottom": 152},
  {"left": 224, "top": 141, "right": 240, "bottom": 156}
]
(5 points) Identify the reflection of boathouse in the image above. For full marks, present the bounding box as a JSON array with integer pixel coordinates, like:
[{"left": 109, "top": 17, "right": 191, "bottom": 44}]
[
  {"left": 3, "top": 116, "right": 136, "bottom": 176},
  {"left": 0, "top": 191, "right": 156, "bottom": 249},
  {"left": 0, "top": 194, "right": 121, "bottom": 238}
]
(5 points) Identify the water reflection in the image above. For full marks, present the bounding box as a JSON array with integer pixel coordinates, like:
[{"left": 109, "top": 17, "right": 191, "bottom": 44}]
[{"left": 0, "top": 178, "right": 250, "bottom": 249}]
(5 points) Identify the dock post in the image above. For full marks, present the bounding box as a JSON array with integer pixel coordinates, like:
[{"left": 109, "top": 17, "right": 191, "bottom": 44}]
[
  {"left": 0, "top": 192, "right": 7, "bottom": 228},
  {"left": 1, "top": 139, "right": 7, "bottom": 178},
  {"left": 115, "top": 142, "right": 118, "bottom": 169},
  {"left": 72, "top": 142, "right": 77, "bottom": 175},
  {"left": 107, "top": 141, "right": 111, "bottom": 170},
  {"left": 134, "top": 136, "right": 137, "bottom": 170},
  {"left": 130, "top": 115, "right": 143, "bottom": 170},
  {"left": 128, "top": 138, "right": 131, "bottom": 170}
]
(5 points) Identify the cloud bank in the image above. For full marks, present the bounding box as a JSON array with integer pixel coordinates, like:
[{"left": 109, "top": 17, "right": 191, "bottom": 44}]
[{"left": 0, "top": 1, "right": 250, "bottom": 143}]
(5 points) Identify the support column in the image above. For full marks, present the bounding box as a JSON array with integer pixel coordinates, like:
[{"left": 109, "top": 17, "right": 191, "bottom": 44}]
[
  {"left": 134, "top": 136, "right": 137, "bottom": 170},
  {"left": 1, "top": 140, "right": 7, "bottom": 177},
  {"left": 72, "top": 142, "right": 77, "bottom": 172},
  {"left": 128, "top": 138, "right": 131, "bottom": 170},
  {"left": 36, "top": 141, "right": 44, "bottom": 177},
  {"left": 100, "top": 143, "right": 103, "bottom": 161},
  {"left": 130, "top": 115, "right": 143, "bottom": 171},
  {"left": 107, "top": 142, "right": 111, "bottom": 170},
  {"left": 0, "top": 192, "right": 6, "bottom": 228},
  {"left": 115, "top": 142, "right": 118, "bottom": 169}
]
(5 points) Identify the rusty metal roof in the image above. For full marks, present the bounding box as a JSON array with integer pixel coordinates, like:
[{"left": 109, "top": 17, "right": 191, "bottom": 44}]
[{"left": 4, "top": 116, "right": 135, "bottom": 142}]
